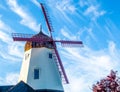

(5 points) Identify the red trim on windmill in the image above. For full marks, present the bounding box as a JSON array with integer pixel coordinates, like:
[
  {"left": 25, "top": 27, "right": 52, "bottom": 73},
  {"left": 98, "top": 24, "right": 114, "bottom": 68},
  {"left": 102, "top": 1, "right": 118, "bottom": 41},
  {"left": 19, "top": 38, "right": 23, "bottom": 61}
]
[
  {"left": 40, "top": 3, "right": 53, "bottom": 37},
  {"left": 12, "top": 3, "right": 83, "bottom": 84}
]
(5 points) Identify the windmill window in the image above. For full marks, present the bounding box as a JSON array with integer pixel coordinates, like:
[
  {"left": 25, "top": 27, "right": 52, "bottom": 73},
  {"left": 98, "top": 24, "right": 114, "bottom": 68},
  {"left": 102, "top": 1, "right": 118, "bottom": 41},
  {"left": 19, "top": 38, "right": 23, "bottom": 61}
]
[
  {"left": 34, "top": 69, "right": 39, "bottom": 79},
  {"left": 36, "top": 43, "right": 39, "bottom": 47},
  {"left": 49, "top": 53, "right": 52, "bottom": 59},
  {"left": 32, "top": 42, "right": 36, "bottom": 47},
  {"left": 25, "top": 53, "right": 29, "bottom": 60}
]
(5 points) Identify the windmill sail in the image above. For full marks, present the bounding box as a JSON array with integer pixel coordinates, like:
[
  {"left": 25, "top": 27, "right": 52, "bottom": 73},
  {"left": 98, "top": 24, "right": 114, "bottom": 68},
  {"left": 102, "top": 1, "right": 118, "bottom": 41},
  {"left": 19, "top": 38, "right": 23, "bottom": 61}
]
[
  {"left": 40, "top": 3, "right": 53, "bottom": 38},
  {"left": 52, "top": 47, "right": 69, "bottom": 84}
]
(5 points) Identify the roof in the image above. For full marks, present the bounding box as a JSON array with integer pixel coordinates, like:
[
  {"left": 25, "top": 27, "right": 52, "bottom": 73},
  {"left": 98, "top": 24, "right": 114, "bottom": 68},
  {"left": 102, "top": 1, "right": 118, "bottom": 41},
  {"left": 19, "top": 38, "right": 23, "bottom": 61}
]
[
  {"left": 0, "top": 81, "right": 64, "bottom": 92},
  {"left": 7, "top": 81, "right": 35, "bottom": 92},
  {"left": 33, "top": 31, "right": 50, "bottom": 39},
  {"left": 0, "top": 81, "right": 35, "bottom": 92},
  {"left": 24, "top": 31, "right": 54, "bottom": 51},
  {"left": 0, "top": 85, "right": 13, "bottom": 92}
]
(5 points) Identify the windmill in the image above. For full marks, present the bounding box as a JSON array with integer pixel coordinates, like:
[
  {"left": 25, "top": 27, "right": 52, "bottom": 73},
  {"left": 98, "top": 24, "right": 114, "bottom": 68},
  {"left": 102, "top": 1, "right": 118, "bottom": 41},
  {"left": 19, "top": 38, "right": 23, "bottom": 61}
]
[{"left": 12, "top": 3, "right": 83, "bottom": 92}]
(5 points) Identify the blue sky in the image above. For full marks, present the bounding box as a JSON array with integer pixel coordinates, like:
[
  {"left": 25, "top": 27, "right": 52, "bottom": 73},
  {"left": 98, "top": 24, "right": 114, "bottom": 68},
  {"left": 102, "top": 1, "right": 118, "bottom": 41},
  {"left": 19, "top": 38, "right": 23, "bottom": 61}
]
[{"left": 0, "top": 0, "right": 120, "bottom": 92}]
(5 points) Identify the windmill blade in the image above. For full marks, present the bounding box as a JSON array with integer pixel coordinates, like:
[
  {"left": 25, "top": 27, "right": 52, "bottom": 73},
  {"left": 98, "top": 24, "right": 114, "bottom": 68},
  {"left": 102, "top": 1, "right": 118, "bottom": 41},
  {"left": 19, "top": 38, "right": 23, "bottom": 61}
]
[
  {"left": 12, "top": 33, "right": 52, "bottom": 42},
  {"left": 53, "top": 43, "right": 69, "bottom": 84},
  {"left": 54, "top": 40, "right": 83, "bottom": 47},
  {"left": 40, "top": 3, "right": 53, "bottom": 37}
]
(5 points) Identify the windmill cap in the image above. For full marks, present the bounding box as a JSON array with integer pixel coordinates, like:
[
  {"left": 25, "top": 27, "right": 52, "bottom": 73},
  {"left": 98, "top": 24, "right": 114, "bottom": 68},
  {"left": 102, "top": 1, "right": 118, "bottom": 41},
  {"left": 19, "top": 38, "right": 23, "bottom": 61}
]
[{"left": 24, "top": 32, "right": 53, "bottom": 51}]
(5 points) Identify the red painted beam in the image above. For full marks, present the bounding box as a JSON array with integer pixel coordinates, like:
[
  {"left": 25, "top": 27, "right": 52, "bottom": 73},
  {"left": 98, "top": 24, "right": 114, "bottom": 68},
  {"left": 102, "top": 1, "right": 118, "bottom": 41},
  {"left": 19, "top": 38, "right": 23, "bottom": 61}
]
[
  {"left": 53, "top": 42, "right": 69, "bottom": 84},
  {"left": 54, "top": 40, "right": 83, "bottom": 44},
  {"left": 40, "top": 3, "right": 52, "bottom": 32}
]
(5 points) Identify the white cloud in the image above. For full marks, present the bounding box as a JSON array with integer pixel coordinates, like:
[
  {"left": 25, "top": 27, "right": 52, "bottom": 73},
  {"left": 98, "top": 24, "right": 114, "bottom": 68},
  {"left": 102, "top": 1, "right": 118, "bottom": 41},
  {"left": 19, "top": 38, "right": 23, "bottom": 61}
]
[
  {"left": 7, "top": 0, "right": 39, "bottom": 32},
  {"left": 0, "top": 51, "right": 21, "bottom": 62},
  {"left": 0, "top": 73, "right": 19, "bottom": 85},
  {"left": 0, "top": 20, "right": 13, "bottom": 43},
  {"left": 84, "top": 5, "right": 106, "bottom": 20},
  {"left": 0, "top": 31, "right": 12, "bottom": 43},
  {"left": 31, "top": 0, "right": 40, "bottom": 8},
  {"left": 108, "top": 41, "right": 116, "bottom": 54},
  {"left": 84, "top": 5, "right": 96, "bottom": 14},
  {"left": 60, "top": 41, "right": 120, "bottom": 92},
  {"left": 56, "top": 0, "right": 76, "bottom": 13},
  {"left": 79, "top": 0, "right": 106, "bottom": 20},
  {"left": 0, "top": 20, "right": 13, "bottom": 33},
  {"left": 61, "top": 29, "right": 72, "bottom": 40},
  {"left": 0, "top": 77, "right": 4, "bottom": 85},
  {"left": 55, "top": 0, "right": 76, "bottom": 24},
  {"left": 8, "top": 42, "right": 24, "bottom": 58},
  {"left": 6, "top": 73, "right": 19, "bottom": 84},
  {"left": 32, "top": 0, "right": 79, "bottom": 28},
  {"left": 0, "top": 20, "right": 23, "bottom": 61},
  {"left": 104, "top": 19, "right": 120, "bottom": 44},
  {"left": 87, "top": 27, "right": 97, "bottom": 42},
  {"left": 60, "top": 27, "right": 77, "bottom": 40}
]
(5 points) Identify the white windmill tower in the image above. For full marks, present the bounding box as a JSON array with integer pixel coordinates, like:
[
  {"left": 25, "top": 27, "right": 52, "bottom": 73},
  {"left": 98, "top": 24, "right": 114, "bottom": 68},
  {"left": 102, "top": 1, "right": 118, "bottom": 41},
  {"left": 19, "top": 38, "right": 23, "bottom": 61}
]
[{"left": 12, "top": 3, "right": 83, "bottom": 92}]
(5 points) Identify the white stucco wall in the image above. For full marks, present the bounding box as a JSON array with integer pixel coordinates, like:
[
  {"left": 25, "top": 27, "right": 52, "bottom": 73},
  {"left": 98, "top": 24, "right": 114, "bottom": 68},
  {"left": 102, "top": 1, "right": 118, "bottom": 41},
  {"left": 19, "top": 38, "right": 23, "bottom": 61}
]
[{"left": 18, "top": 47, "right": 63, "bottom": 91}]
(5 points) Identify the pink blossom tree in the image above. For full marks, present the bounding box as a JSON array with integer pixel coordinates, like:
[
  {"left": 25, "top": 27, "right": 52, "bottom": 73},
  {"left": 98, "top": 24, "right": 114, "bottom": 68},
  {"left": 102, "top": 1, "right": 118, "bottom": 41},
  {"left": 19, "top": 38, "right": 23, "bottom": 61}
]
[{"left": 92, "top": 70, "right": 120, "bottom": 92}]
